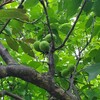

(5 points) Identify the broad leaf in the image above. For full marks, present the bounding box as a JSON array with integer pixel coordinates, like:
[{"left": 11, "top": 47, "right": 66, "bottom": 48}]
[
  {"left": 20, "top": 41, "right": 35, "bottom": 57},
  {"left": 89, "top": 49, "right": 100, "bottom": 63},
  {"left": 10, "top": 20, "right": 23, "bottom": 34},
  {"left": 66, "top": 0, "right": 82, "bottom": 17},
  {"left": 83, "top": 1, "right": 93, "bottom": 14},
  {"left": 5, "top": 36, "right": 19, "bottom": 52},
  {"left": 30, "top": 5, "right": 42, "bottom": 19},
  {"left": 23, "top": 38, "right": 35, "bottom": 44},
  {"left": 93, "top": 25, "right": 100, "bottom": 36},
  {"left": 59, "top": 23, "right": 70, "bottom": 34},
  {"left": 85, "top": 16, "right": 93, "bottom": 28},
  {"left": 84, "top": 63, "right": 100, "bottom": 81},
  {"left": 0, "top": 9, "right": 28, "bottom": 20},
  {"left": 93, "top": 0, "right": 100, "bottom": 17},
  {"left": 24, "top": 0, "right": 39, "bottom": 8}
]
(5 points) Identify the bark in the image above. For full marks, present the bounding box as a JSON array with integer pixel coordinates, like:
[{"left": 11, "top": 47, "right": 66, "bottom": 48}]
[
  {"left": 0, "top": 65, "right": 77, "bottom": 100},
  {"left": 0, "top": 90, "right": 23, "bottom": 100},
  {"left": 0, "top": 43, "right": 77, "bottom": 100}
]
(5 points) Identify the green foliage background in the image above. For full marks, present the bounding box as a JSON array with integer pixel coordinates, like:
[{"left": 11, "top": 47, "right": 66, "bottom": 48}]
[{"left": 0, "top": 0, "right": 100, "bottom": 99}]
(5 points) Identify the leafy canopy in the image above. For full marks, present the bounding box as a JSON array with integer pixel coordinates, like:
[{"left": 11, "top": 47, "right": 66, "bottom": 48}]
[{"left": 0, "top": 0, "right": 100, "bottom": 100}]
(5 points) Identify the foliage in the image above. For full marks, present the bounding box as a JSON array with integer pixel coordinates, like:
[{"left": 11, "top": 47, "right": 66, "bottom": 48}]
[{"left": 0, "top": 0, "right": 100, "bottom": 99}]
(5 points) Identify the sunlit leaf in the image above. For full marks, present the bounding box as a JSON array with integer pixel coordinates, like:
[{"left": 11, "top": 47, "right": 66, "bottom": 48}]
[
  {"left": 59, "top": 23, "right": 70, "bottom": 34},
  {"left": 24, "top": 0, "right": 39, "bottom": 8},
  {"left": 30, "top": 5, "right": 42, "bottom": 19}
]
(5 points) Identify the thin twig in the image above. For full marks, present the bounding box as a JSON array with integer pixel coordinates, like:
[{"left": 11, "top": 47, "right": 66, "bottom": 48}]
[
  {"left": 75, "top": 16, "right": 95, "bottom": 73},
  {"left": 0, "top": 0, "right": 25, "bottom": 34},
  {"left": 0, "top": 42, "right": 17, "bottom": 64},
  {"left": 55, "top": 0, "right": 87, "bottom": 50},
  {"left": 45, "top": 0, "right": 49, "bottom": 7},
  {"left": 39, "top": 0, "right": 55, "bottom": 76},
  {"left": 0, "top": 90, "right": 23, "bottom": 100},
  {"left": 0, "top": 0, "right": 14, "bottom": 8},
  {"left": 39, "top": 0, "right": 54, "bottom": 43},
  {"left": 18, "top": 0, "right": 24, "bottom": 8},
  {"left": 15, "top": 14, "right": 43, "bottom": 24},
  {"left": 68, "top": 15, "right": 95, "bottom": 94},
  {"left": 0, "top": 19, "right": 10, "bottom": 34}
]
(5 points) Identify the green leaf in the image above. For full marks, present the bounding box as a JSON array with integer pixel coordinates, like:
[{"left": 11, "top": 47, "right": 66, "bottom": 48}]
[
  {"left": 0, "top": 9, "right": 28, "bottom": 20},
  {"left": 59, "top": 23, "right": 70, "bottom": 34},
  {"left": 93, "top": 25, "right": 100, "bottom": 36},
  {"left": 84, "top": 63, "right": 100, "bottom": 81},
  {"left": 47, "top": 7, "right": 58, "bottom": 23},
  {"left": 10, "top": 20, "right": 23, "bottom": 34},
  {"left": 20, "top": 42, "right": 35, "bottom": 57},
  {"left": 94, "top": 49, "right": 100, "bottom": 63},
  {"left": 5, "top": 26, "right": 12, "bottom": 35},
  {"left": 30, "top": 5, "right": 42, "bottom": 19},
  {"left": 85, "top": 16, "right": 93, "bottom": 28},
  {"left": 28, "top": 61, "right": 41, "bottom": 69},
  {"left": 20, "top": 54, "right": 33, "bottom": 64},
  {"left": 54, "top": 54, "right": 59, "bottom": 64},
  {"left": 52, "top": 29, "right": 62, "bottom": 45},
  {"left": 93, "top": 0, "right": 100, "bottom": 17},
  {"left": 23, "top": 38, "right": 35, "bottom": 44},
  {"left": 89, "top": 49, "right": 98, "bottom": 57},
  {"left": 89, "top": 49, "right": 100, "bottom": 63},
  {"left": 83, "top": 57, "right": 91, "bottom": 65},
  {"left": 60, "top": 78, "right": 69, "bottom": 89},
  {"left": 24, "top": 0, "right": 39, "bottom": 8},
  {"left": 58, "top": 0, "right": 81, "bottom": 17},
  {"left": 5, "top": 36, "right": 19, "bottom": 52},
  {"left": 67, "top": 0, "right": 82, "bottom": 17},
  {"left": 83, "top": 1, "right": 93, "bottom": 14},
  {"left": 86, "top": 89, "right": 98, "bottom": 100},
  {"left": 58, "top": 0, "right": 67, "bottom": 11}
]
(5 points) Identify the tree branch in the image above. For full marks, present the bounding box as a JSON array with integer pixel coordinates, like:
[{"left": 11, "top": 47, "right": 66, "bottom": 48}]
[
  {"left": 67, "top": 15, "right": 95, "bottom": 96},
  {"left": 0, "top": 42, "right": 77, "bottom": 100},
  {"left": 39, "top": 0, "right": 55, "bottom": 77},
  {"left": 75, "top": 15, "right": 95, "bottom": 74},
  {"left": 17, "top": 0, "right": 24, "bottom": 9},
  {"left": 39, "top": 0, "right": 52, "bottom": 34},
  {"left": 0, "top": 43, "right": 17, "bottom": 65},
  {"left": 0, "top": 90, "right": 23, "bottom": 100},
  {"left": 0, "top": 19, "right": 10, "bottom": 34},
  {"left": 45, "top": 0, "right": 49, "bottom": 7},
  {"left": 0, "top": 64, "right": 77, "bottom": 100},
  {"left": 55, "top": 0, "right": 87, "bottom": 50},
  {"left": 14, "top": 14, "right": 43, "bottom": 24}
]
